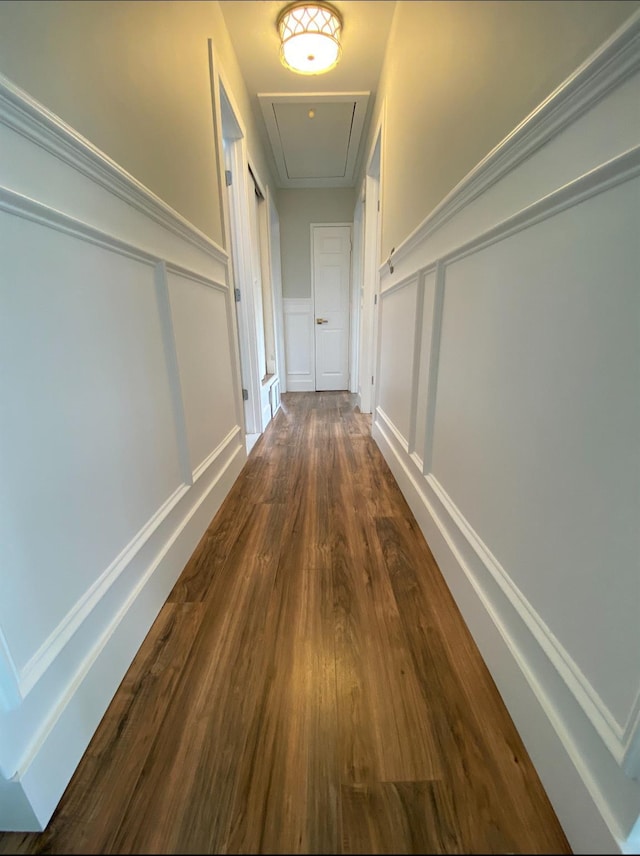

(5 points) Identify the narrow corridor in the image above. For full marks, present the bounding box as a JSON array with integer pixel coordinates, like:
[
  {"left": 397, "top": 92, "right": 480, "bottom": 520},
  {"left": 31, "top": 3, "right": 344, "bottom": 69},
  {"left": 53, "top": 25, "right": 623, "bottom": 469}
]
[{"left": 0, "top": 392, "right": 571, "bottom": 854}]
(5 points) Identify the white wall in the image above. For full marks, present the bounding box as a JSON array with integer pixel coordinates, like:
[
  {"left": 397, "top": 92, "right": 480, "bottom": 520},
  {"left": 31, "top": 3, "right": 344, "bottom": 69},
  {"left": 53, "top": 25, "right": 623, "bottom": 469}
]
[
  {"left": 372, "top": 12, "right": 640, "bottom": 855},
  {"left": 279, "top": 187, "right": 355, "bottom": 299},
  {"left": 0, "top": 0, "right": 271, "bottom": 827},
  {"left": 279, "top": 188, "right": 355, "bottom": 392},
  {"left": 363, "top": 0, "right": 640, "bottom": 265},
  {"left": 0, "top": 0, "right": 227, "bottom": 243}
]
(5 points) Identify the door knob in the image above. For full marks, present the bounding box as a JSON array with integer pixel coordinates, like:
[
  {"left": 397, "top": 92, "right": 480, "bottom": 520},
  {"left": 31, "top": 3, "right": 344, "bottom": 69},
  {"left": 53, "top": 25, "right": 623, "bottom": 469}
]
[{"left": 316, "top": 318, "right": 328, "bottom": 324}]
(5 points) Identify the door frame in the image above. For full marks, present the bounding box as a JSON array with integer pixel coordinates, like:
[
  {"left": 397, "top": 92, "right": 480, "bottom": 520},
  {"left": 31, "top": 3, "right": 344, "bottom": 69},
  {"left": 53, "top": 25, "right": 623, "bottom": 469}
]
[
  {"left": 350, "top": 190, "right": 364, "bottom": 395},
  {"left": 310, "top": 222, "right": 353, "bottom": 391},
  {"left": 210, "top": 46, "right": 285, "bottom": 442},
  {"left": 359, "top": 109, "right": 385, "bottom": 414},
  {"left": 266, "top": 190, "right": 287, "bottom": 393}
]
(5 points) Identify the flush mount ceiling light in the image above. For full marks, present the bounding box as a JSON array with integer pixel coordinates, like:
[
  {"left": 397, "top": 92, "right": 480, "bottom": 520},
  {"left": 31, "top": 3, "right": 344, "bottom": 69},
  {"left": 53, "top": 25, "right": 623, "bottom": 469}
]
[{"left": 277, "top": 2, "right": 343, "bottom": 75}]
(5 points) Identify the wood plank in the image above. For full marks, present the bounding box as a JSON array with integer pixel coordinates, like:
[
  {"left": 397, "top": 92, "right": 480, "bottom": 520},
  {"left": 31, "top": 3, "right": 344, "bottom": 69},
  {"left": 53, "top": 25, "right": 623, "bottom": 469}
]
[
  {"left": 375, "top": 514, "right": 571, "bottom": 854},
  {"left": 167, "top": 492, "right": 253, "bottom": 602},
  {"left": 225, "top": 564, "right": 339, "bottom": 854},
  {"left": 0, "top": 392, "right": 571, "bottom": 855},
  {"left": 341, "top": 781, "right": 463, "bottom": 855},
  {"left": 332, "top": 433, "right": 443, "bottom": 785},
  {"left": 108, "top": 502, "right": 287, "bottom": 854},
  {"left": 0, "top": 602, "right": 205, "bottom": 855}
]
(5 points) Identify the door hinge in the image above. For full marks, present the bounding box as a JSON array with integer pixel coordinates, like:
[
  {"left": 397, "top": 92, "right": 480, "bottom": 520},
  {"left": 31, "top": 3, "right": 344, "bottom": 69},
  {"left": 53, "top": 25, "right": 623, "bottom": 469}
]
[
  {"left": 377, "top": 199, "right": 380, "bottom": 212},
  {"left": 234, "top": 288, "right": 241, "bottom": 302},
  {"left": 242, "top": 388, "right": 249, "bottom": 401},
  {"left": 225, "top": 169, "right": 233, "bottom": 186},
  {"left": 371, "top": 375, "right": 374, "bottom": 384},
  {"left": 374, "top": 294, "right": 377, "bottom": 305}
]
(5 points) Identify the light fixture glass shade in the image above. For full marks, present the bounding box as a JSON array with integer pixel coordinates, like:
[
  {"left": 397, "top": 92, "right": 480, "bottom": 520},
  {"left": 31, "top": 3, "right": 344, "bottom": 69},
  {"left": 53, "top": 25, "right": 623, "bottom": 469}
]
[{"left": 277, "top": 2, "right": 342, "bottom": 75}]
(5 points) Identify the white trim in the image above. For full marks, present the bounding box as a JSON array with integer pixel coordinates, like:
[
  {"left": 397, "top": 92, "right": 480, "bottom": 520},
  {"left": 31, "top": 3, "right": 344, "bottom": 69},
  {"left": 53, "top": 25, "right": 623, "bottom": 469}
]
[
  {"left": 12, "top": 437, "right": 245, "bottom": 789},
  {"left": 0, "top": 187, "right": 158, "bottom": 265},
  {"left": 0, "top": 206, "right": 241, "bottom": 695},
  {"left": 406, "top": 271, "right": 425, "bottom": 456},
  {"left": 16, "top": 483, "right": 187, "bottom": 703},
  {"left": 375, "top": 406, "right": 409, "bottom": 455},
  {"left": 164, "top": 261, "right": 228, "bottom": 293},
  {"left": 208, "top": 41, "right": 247, "bottom": 436},
  {"left": 623, "top": 695, "right": 640, "bottom": 777},
  {"left": 379, "top": 268, "right": 424, "bottom": 299},
  {"left": 0, "top": 72, "right": 228, "bottom": 264},
  {"left": 383, "top": 9, "right": 640, "bottom": 273},
  {"left": 285, "top": 378, "right": 315, "bottom": 393},
  {"left": 215, "top": 65, "right": 265, "bottom": 436},
  {"left": 426, "top": 471, "right": 631, "bottom": 762},
  {"left": 373, "top": 415, "right": 626, "bottom": 853},
  {"left": 375, "top": 145, "right": 640, "bottom": 772},
  {"left": 191, "top": 425, "right": 242, "bottom": 484},
  {"left": 257, "top": 91, "right": 370, "bottom": 189},
  {"left": 0, "top": 629, "right": 21, "bottom": 713},
  {"left": 438, "top": 147, "right": 640, "bottom": 270},
  {"left": 155, "top": 262, "right": 194, "bottom": 487},
  {"left": 421, "top": 261, "right": 445, "bottom": 476},
  {"left": 350, "top": 195, "right": 364, "bottom": 394},
  {"left": 268, "top": 193, "right": 287, "bottom": 392},
  {"left": 359, "top": 113, "right": 384, "bottom": 414},
  {"left": 369, "top": 16, "right": 640, "bottom": 849}
]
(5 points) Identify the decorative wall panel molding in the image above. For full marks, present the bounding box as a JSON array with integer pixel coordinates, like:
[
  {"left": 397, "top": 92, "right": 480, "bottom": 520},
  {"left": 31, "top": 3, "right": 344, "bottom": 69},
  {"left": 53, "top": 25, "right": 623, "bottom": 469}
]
[
  {"left": 0, "top": 73, "right": 227, "bottom": 263},
  {"left": 284, "top": 298, "right": 315, "bottom": 392},
  {"left": 373, "top": 19, "right": 640, "bottom": 854},
  {"left": 383, "top": 11, "right": 640, "bottom": 276},
  {"left": 0, "top": 74, "right": 245, "bottom": 831}
]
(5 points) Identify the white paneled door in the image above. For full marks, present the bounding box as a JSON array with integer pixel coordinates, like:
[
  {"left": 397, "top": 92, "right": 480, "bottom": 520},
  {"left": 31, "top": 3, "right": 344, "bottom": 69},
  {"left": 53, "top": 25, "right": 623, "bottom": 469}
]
[{"left": 312, "top": 224, "right": 351, "bottom": 390}]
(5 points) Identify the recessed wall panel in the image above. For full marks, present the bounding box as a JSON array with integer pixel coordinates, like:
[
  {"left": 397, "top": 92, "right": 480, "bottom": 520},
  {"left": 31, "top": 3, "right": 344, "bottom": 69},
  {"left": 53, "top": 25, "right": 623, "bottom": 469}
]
[
  {"left": 0, "top": 213, "right": 183, "bottom": 669},
  {"left": 431, "top": 178, "right": 640, "bottom": 726},
  {"left": 167, "top": 273, "right": 236, "bottom": 475},
  {"left": 378, "top": 280, "right": 418, "bottom": 444}
]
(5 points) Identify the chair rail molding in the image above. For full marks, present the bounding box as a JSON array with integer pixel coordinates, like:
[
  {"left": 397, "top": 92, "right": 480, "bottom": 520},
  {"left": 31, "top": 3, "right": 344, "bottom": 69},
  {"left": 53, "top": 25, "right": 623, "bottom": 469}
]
[
  {"left": 372, "top": 21, "right": 640, "bottom": 854},
  {"left": 380, "top": 9, "right": 640, "bottom": 283},
  {"left": 0, "top": 72, "right": 228, "bottom": 265},
  {"left": 0, "top": 69, "right": 246, "bottom": 831}
]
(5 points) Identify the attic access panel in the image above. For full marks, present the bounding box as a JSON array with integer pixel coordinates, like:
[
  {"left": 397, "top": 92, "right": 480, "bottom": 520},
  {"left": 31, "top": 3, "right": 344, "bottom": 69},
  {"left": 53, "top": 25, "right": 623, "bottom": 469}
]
[{"left": 258, "top": 92, "right": 370, "bottom": 188}]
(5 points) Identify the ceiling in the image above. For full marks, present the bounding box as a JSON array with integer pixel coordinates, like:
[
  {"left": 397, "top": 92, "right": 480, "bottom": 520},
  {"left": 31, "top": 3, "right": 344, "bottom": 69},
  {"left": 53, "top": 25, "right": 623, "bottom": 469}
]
[{"left": 218, "top": 1, "right": 397, "bottom": 189}]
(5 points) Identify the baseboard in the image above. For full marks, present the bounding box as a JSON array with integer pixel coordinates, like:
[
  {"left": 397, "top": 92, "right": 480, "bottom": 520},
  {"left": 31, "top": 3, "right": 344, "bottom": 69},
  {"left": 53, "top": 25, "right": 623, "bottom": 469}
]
[
  {"left": 373, "top": 418, "right": 625, "bottom": 854},
  {"left": 4, "top": 440, "right": 244, "bottom": 830},
  {"left": 285, "top": 377, "right": 315, "bottom": 392}
]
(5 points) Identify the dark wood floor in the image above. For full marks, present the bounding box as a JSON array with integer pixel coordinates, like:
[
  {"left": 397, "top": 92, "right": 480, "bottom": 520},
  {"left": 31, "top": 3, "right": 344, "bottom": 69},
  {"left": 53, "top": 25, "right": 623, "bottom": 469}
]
[{"left": 0, "top": 392, "right": 571, "bottom": 854}]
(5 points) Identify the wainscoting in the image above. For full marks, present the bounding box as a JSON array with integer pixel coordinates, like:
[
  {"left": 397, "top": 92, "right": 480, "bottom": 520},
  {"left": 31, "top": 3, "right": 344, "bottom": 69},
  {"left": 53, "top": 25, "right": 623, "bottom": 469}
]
[
  {"left": 0, "top": 73, "right": 245, "bottom": 829},
  {"left": 284, "top": 297, "right": 315, "bottom": 392},
  {"left": 372, "top": 14, "right": 640, "bottom": 855}
]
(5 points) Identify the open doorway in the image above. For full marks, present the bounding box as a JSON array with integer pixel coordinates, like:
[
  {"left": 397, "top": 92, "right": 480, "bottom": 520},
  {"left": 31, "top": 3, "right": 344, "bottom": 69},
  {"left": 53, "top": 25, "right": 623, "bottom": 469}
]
[
  {"left": 247, "top": 165, "right": 282, "bottom": 428},
  {"left": 215, "top": 70, "right": 283, "bottom": 454},
  {"left": 219, "top": 81, "right": 260, "bottom": 450}
]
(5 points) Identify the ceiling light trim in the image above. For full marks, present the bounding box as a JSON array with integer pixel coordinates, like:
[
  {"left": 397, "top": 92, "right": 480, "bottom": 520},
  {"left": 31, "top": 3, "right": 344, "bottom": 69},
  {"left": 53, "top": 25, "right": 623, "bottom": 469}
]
[{"left": 277, "top": 2, "right": 343, "bottom": 76}]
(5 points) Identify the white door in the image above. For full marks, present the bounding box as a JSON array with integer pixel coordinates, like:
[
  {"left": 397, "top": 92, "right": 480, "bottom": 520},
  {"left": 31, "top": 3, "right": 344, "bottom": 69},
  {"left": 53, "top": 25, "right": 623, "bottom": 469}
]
[{"left": 313, "top": 225, "right": 351, "bottom": 391}]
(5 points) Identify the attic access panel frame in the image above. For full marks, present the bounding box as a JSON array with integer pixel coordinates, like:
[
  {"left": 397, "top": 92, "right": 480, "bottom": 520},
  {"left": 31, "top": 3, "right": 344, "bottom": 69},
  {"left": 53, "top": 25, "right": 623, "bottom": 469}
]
[{"left": 258, "top": 91, "right": 370, "bottom": 188}]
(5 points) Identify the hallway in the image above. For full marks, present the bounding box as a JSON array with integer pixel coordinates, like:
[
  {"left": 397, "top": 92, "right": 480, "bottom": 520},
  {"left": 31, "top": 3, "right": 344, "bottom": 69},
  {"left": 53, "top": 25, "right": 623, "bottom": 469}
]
[{"left": 0, "top": 393, "right": 570, "bottom": 854}]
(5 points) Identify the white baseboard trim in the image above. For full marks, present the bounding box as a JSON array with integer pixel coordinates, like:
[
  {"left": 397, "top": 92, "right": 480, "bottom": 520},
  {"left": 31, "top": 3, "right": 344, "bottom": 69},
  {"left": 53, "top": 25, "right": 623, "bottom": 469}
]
[
  {"left": 286, "top": 377, "right": 315, "bottom": 393},
  {"left": 5, "top": 438, "right": 244, "bottom": 830},
  {"left": 372, "top": 415, "right": 628, "bottom": 854}
]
